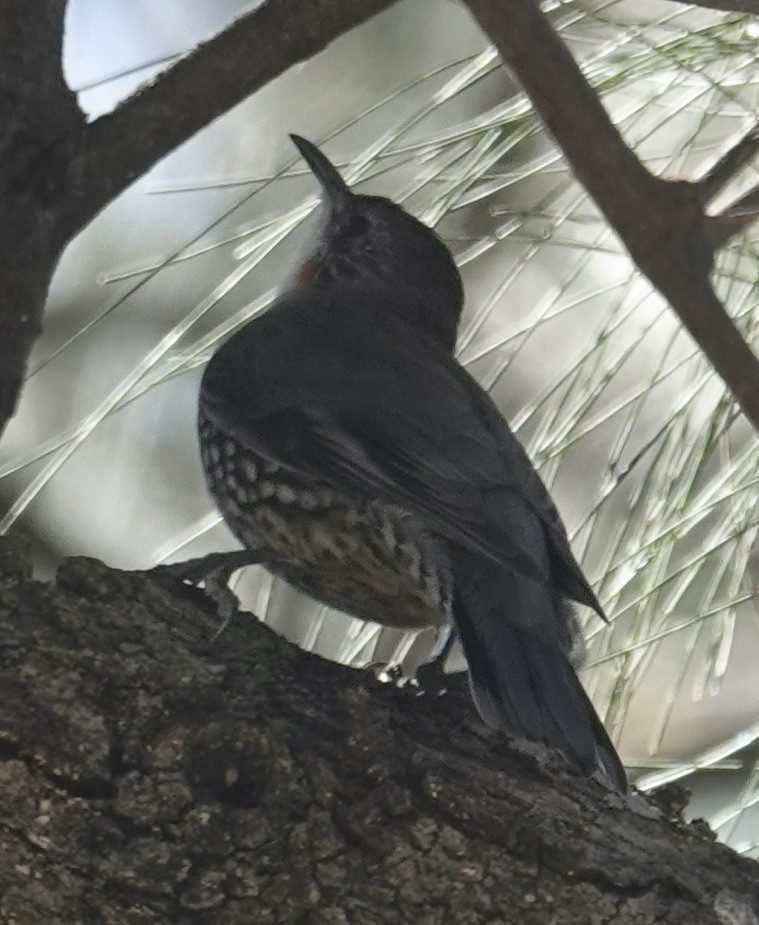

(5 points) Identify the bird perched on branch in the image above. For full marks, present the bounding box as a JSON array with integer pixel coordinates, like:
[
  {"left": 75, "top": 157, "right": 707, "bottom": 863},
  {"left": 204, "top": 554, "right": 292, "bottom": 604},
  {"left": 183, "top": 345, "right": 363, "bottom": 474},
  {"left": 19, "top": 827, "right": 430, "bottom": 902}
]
[{"left": 196, "top": 134, "right": 626, "bottom": 792}]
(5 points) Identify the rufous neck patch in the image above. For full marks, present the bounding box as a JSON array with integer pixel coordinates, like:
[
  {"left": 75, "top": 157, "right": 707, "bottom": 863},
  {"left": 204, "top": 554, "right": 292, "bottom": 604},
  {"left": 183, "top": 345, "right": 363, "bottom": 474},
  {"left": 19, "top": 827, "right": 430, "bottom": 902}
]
[{"left": 295, "top": 257, "right": 320, "bottom": 289}]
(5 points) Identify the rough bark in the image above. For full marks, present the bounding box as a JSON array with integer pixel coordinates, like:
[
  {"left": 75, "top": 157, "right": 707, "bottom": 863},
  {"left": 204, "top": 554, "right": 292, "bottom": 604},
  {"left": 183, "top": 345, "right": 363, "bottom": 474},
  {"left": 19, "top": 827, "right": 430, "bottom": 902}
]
[
  {"left": 0, "top": 538, "right": 758, "bottom": 925},
  {"left": 0, "top": 1, "right": 82, "bottom": 431}
]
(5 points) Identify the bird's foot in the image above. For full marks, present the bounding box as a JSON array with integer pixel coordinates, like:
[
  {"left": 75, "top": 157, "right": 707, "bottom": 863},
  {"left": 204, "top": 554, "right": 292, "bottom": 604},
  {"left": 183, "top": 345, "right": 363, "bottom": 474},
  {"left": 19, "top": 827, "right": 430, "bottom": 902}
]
[
  {"left": 363, "top": 660, "right": 406, "bottom": 685},
  {"left": 150, "top": 549, "right": 269, "bottom": 643},
  {"left": 414, "top": 657, "right": 450, "bottom": 696},
  {"left": 151, "top": 549, "right": 264, "bottom": 586},
  {"left": 414, "top": 626, "right": 457, "bottom": 695}
]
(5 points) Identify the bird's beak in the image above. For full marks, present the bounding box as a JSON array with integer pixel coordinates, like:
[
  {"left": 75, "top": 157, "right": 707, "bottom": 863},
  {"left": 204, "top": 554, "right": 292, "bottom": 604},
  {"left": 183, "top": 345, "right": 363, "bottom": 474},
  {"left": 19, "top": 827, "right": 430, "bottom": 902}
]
[{"left": 290, "top": 134, "right": 353, "bottom": 212}]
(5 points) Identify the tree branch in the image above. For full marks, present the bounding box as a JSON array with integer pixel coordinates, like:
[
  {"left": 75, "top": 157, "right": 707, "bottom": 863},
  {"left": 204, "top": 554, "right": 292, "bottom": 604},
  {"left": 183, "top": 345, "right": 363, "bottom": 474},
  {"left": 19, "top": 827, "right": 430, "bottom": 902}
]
[
  {"left": 1, "top": 541, "right": 759, "bottom": 923},
  {"left": 0, "top": 0, "right": 397, "bottom": 437},
  {"left": 63, "top": 0, "right": 398, "bottom": 239},
  {"left": 0, "top": 2, "right": 83, "bottom": 430},
  {"left": 462, "top": 0, "right": 759, "bottom": 433}
]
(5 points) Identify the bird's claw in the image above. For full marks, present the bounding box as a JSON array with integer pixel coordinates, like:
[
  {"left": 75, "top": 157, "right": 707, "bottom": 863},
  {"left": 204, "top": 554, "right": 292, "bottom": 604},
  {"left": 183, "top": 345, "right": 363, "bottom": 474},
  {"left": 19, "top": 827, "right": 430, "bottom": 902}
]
[
  {"left": 414, "top": 657, "right": 450, "bottom": 695},
  {"left": 149, "top": 549, "right": 268, "bottom": 643}
]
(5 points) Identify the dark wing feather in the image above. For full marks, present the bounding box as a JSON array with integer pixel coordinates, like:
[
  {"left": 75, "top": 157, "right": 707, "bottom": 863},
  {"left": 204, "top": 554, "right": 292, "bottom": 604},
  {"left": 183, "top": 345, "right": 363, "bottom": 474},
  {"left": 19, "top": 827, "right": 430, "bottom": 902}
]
[{"left": 457, "top": 374, "right": 605, "bottom": 618}]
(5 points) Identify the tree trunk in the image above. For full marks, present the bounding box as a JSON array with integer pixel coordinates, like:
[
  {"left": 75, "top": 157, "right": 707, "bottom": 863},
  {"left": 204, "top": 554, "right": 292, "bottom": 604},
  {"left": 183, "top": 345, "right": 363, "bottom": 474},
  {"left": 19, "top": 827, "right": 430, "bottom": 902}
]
[{"left": 0, "top": 539, "right": 757, "bottom": 925}]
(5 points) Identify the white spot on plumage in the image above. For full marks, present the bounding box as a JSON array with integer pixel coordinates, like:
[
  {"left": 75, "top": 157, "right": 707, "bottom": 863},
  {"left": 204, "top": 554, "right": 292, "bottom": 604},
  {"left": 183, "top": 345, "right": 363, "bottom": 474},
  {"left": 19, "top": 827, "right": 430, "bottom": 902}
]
[
  {"left": 276, "top": 484, "right": 296, "bottom": 504},
  {"left": 379, "top": 519, "right": 396, "bottom": 552},
  {"left": 241, "top": 458, "right": 258, "bottom": 483},
  {"left": 343, "top": 508, "right": 361, "bottom": 528},
  {"left": 298, "top": 491, "right": 318, "bottom": 510}
]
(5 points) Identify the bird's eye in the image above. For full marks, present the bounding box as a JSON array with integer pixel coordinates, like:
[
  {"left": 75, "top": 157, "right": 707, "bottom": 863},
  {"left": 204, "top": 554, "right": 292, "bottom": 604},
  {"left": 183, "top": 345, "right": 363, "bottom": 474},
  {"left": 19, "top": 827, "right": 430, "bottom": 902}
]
[{"left": 345, "top": 214, "right": 370, "bottom": 237}]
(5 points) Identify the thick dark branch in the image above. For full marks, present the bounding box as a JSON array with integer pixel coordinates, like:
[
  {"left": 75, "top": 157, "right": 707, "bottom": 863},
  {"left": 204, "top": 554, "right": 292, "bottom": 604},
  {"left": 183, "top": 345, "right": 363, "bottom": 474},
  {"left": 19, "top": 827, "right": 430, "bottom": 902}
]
[
  {"left": 0, "top": 1, "right": 81, "bottom": 214},
  {"left": 0, "top": 1, "right": 83, "bottom": 435},
  {"left": 2, "top": 543, "right": 759, "bottom": 923},
  {"left": 64, "top": 0, "right": 398, "bottom": 238},
  {"left": 0, "top": 1, "right": 76, "bottom": 147},
  {"left": 462, "top": 0, "right": 759, "bottom": 433}
]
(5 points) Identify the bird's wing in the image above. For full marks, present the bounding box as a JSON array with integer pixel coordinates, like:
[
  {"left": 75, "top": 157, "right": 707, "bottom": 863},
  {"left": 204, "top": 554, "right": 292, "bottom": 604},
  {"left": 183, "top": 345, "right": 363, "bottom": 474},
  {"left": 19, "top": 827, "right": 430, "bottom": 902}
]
[
  {"left": 201, "top": 290, "right": 602, "bottom": 615},
  {"left": 458, "top": 374, "right": 605, "bottom": 618}
]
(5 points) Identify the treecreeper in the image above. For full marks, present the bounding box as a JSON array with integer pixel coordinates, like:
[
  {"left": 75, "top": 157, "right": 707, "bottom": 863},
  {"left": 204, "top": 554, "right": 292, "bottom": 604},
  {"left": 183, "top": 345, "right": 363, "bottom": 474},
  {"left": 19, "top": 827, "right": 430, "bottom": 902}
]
[{"left": 194, "top": 134, "right": 627, "bottom": 792}]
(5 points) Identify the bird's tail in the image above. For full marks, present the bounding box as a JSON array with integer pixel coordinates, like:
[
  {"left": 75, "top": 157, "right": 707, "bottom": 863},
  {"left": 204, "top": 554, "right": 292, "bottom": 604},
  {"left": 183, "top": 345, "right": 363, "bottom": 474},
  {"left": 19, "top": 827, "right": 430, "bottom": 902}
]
[{"left": 452, "top": 587, "right": 627, "bottom": 793}]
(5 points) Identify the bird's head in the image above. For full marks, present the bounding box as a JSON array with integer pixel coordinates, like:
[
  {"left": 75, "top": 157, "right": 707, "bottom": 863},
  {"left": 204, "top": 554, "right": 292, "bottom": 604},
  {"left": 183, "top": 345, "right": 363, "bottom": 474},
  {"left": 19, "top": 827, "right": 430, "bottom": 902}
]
[{"left": 288, "top": 134, "right": 463, "bottom": 352}]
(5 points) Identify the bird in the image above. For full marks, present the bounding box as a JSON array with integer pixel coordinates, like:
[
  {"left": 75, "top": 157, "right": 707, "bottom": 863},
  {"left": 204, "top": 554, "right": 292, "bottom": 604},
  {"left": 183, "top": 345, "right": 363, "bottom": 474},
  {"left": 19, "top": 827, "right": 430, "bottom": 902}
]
[{"left": 195, "top": 134, "right": 627, "bottom": 792}]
